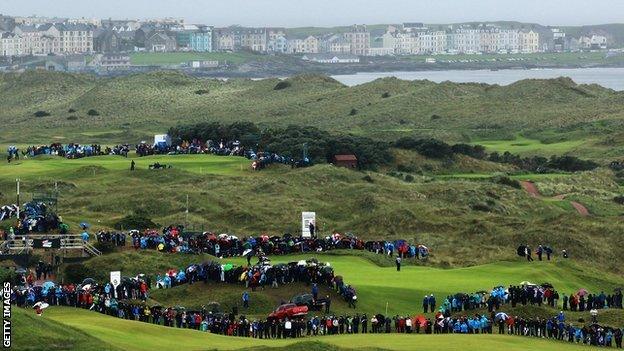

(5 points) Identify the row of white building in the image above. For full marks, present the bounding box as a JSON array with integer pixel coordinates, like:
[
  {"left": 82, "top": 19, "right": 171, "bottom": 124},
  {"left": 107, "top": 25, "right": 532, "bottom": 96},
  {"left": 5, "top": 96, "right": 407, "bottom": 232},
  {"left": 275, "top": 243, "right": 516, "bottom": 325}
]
[
  {"left": 1, "top": 23, "right": 93, "bottom": 57},
  {"left": 378, "top": 24, "right": 540, "bottom": 55}
]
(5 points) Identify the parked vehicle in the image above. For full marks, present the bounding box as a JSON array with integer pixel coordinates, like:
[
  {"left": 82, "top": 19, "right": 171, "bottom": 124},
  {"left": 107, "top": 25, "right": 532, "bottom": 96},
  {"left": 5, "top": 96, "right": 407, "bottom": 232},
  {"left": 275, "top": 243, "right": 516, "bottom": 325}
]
[{"left": 268, "top": 303, "right": 308, "bottom": 320}]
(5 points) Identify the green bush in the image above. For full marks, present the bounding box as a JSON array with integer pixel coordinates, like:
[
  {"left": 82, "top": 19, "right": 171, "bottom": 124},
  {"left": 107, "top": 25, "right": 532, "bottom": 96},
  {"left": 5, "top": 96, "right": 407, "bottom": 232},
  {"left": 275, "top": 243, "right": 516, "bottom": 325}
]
[
  {"left": 67, "top": 115, "right": 78, "bottom": 121},
  {"left": 68, "top": 108, "right": 76, "bottom": 113},
  {"left": 64, "top": 263, "right": 97, "bottom": 283},
  {"left": 362, "top": 175, "right": 374, "bottom": 183},
  {"left": 33, "top": 110, "right": 51, "bottom": 117},
  {"left": 93, "top": 241, "right": 119, "bottom": 254},
  {"left": 381, "top": 92, "right": 390, "bottom": 98},
  {"left": 87, "top": 109, "right": 100, "bottom": 116},
  {"left": 274, "top": 81, "right": 291, "bottom": 90},
  {"left": 614, "top": 196, "right": 624, "bottom": 205},
  {"left": 114, "top": 214, "right": 158, "bottom": 231},
  {"left": 493, "top": 176, "right": 521, "bottom": 189},
  {"left": 194, "top": 89, "right": 209, "bottom": 95},
  {"left": 405, "top": 174, "right": 415, "bottom": 182},
  {"left": 350, "top": 108, "right": 358, "bottom": 116}
]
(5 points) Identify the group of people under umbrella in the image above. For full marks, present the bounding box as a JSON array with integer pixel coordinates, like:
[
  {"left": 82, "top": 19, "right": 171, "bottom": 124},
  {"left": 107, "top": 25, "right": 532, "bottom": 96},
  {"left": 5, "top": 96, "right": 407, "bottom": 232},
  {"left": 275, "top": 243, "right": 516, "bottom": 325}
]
[
  {"left": 0, "top": 201, "right": 64, "bottom": 235},
  {"left": 130, "top": 226, "right": 430, "bottom": 261},
  {"left": 8, "top": 264, "right": 624, "bottom": 347},
  {"left": 154, "top": 257, "right": 357, "bottom": 306}
]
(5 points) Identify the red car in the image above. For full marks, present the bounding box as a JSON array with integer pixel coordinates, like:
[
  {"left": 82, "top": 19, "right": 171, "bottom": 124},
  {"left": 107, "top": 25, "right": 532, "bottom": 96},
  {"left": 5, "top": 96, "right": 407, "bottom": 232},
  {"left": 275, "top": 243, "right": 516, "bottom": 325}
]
[{"left": 268, "top": 303, "right": 308, "bottom": 320}]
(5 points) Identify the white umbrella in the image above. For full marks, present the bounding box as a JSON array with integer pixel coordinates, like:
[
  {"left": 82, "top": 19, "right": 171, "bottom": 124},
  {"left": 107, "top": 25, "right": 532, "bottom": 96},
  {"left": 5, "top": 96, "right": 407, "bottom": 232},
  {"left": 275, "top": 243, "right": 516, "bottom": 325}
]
[
  {"left": 297, "top": 260, "right": 307, "bottom": 266},
  {"left": 33, "top": 302, "right": 50, "bottom": 309},
  {"left": 243, "top": 249, "right": 253, "bottom": 256},
  {"left": 495, "top": 312, "right": 508, "bottom": 321}
]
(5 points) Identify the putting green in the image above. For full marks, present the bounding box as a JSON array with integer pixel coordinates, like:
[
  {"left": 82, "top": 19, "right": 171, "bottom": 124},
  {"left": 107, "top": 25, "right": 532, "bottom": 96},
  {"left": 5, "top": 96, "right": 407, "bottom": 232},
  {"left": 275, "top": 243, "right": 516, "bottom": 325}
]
[{"left": 0, "top": 154, "right": 251, "bottom": 178}]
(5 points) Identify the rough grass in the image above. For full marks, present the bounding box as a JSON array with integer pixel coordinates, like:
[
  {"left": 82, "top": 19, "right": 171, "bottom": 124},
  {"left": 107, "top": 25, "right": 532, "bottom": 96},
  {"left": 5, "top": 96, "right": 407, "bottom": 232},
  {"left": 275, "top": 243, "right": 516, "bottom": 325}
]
[
  {"left": 1, "top": 155, "right": 624, "bottom": 271},
  {"left": 2, "top": 71, "right": 624, "bottom": 161}
]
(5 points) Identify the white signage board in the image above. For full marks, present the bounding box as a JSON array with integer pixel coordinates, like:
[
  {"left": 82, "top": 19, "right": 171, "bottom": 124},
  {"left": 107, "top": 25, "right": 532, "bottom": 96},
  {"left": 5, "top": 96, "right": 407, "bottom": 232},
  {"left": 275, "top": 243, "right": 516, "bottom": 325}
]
[
  {"left": 110, "top": 271, "right": 121, "bottom": 288},
  {"left": 301, "top": 212, "right": 316, "bottom": 238}
]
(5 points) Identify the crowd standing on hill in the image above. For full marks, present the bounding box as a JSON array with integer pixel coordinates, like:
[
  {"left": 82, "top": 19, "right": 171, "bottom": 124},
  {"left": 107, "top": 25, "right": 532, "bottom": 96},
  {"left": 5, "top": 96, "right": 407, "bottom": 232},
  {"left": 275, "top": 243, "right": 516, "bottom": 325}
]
[
  {"left": 129, "top": 226, "right": 430, "bottom": 261},
  {"left": 6, "top": 144, "right": 130, "bottom": 161},
  {"left": 10, "top": 268, "right": 624, "bottom": 348}
]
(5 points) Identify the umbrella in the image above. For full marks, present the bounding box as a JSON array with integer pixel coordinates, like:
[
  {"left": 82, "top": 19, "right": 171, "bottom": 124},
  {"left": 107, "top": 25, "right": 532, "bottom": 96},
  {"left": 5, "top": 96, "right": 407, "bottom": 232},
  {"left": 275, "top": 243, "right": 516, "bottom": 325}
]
[
  {"left": 297, "top": 260, "right": 307, "bottom": 266},
  {"left": 174, "top": 306, "right": 186, "bottom": 312},
  {"left": 82, "top": 278, "right": 96, "bottom": 285},
  {"left": 80, "top": 222, "right": 90, "bottom": 229},
  {"left": 495, "top": 312, "right": 509, "bottom": 321},
  {"left": 519, "top": 281, "right": 535, "bottom": 286},
  {"left": 222, "top": 264, "right": 233, "bottom": 271},
  {"left": 414, "top": 315, "right": 428, "bottom": 327},
  {"left": 541, "top": 283, "right": 554, "bottom": 289},
  {"left": 81, "top": 284, "right": 92, "bottom": 291},
  {"left": 15, "top": 267, "right": 27, "bottom": 274},
  {"left": 33, "top": 302, "right": 50, "bottom": 309},
  {"left": 42, "top": 281, "right": 55, "bottom": 290},
  {"left": 243, "top": 249, "right": 253, "bottom": 257},
  {"left": 577, "top": 288, "right": 588, "bottom": 297}
]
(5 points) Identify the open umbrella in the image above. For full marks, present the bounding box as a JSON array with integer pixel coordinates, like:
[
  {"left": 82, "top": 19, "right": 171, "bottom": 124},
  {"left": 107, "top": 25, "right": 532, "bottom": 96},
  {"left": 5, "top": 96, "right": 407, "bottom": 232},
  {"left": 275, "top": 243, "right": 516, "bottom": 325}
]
[
  {"left": 82, "top": 278, "right": 96, "bottom": 285},
  {"left": 222, "top": 264, "right": 234, "bottom": 271},
  {"left": 242, "top": 249, "right": 253, "bottom": 257},
  {"left": 541, "top": 283, "right": 554, "bottom": 289},
  {"left": 577, "top": 288, "right": 588, "bottom": 297},
  {"left": 414, "top": 315, "right": 428, "bottom": 327},
  {"left": 15, "top": 267, "right": 27, "bottom": 274},
  {"left": 33, "top": 302, "right": 50, "bottom": 309},
  {"left": 495, "top": 312, "right": 509, "bottom": 321},
  {"left": 519, "top": 281, "right": 536, "bottom": 286},
  {"left": 80, "top": 222, "right": 90, "bottom": 229}
]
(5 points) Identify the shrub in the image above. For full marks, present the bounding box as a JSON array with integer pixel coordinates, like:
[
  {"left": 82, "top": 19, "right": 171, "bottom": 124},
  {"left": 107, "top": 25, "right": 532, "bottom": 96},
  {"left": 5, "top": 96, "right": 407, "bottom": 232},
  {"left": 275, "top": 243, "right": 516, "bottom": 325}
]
[
  {"left": 430, "top": 114, "right": 442, "bottom": 120},
  {"left": 67, "top": 115, "right": 78, "bottom": 121},
  {"left": 381, "top": 92, "right": 390, "bottom": 98},
  {"left": 404, "top": 174, "right": 415, "bottom": 182},
  {"left": 362, "top": 175, "right": 374, "bottom": 183},
  {"left": 93, "top": 241, "right": 118, "bottom": 254},
  {"left": 194, "top": 89, "right": 209, "bottom": 95},
  {"left": 64, "top": 263, "right": 97, "bottom": 283},
  {"left": 33, "top": 111, "right": 51, "bottom": 117},
  {"left": 68, "top": 108, "right": 76, "bottom": 113},
  {"left": 614, "top": 196, "right": 624, "bottom": 205},
  {"left": 493, "top": 176, "right": 521, "bottom": 189},
  {"left": 395, "top": 137, "right": 453, "bottom": 159},
  {"left": 471, "top": 202, "right": 492, "bottom": 212},
  {"left": 274, "top": 81, "right": 291, "bottom": 90},
  {"left": 114, "top": 214, "right": 158, "bottom": 231},
  {"left": 350, "top": 108, "right": 358, "bottom": 116},
  {"left": 397, "top": 164, "right": 415, "bottom": 173},
  {"left": 87, "top": 109, "right": 100, "bottom": 116}
]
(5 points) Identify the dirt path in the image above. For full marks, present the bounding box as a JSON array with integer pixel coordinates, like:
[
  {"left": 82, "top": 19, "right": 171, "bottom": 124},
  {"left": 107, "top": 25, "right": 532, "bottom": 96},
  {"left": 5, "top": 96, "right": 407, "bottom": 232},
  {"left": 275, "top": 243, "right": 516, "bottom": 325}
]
[
  {"left": 520, "top": 181, "right": 540, "bottom": 197},
  {"left": 520, "top": 181, "right": 589, "bottom": 217},
  {"left": 570, "top": 201, "right": 590, "bottom": 216}
]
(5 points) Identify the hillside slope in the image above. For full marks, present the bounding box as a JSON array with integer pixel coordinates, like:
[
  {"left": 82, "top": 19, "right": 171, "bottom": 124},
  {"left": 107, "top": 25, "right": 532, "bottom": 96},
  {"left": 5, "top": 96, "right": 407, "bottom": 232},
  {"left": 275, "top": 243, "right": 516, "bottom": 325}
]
[{"left": 2, "top": 71, "right": 624, "bottom": 160}]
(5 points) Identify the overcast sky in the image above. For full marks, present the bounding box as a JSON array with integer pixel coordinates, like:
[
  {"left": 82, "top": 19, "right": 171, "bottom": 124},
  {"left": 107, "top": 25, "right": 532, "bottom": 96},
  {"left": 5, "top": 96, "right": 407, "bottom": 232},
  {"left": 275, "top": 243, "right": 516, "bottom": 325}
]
[{"left": 2, "top": 0, "right": 623, "bottom": 27}]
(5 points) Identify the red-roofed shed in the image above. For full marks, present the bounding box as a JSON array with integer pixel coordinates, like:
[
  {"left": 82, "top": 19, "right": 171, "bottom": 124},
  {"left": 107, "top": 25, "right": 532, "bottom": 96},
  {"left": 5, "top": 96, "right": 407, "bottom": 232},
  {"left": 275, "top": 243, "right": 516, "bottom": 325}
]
[{"left": 333, "top": 154, "right": 358, "bottom": 169}]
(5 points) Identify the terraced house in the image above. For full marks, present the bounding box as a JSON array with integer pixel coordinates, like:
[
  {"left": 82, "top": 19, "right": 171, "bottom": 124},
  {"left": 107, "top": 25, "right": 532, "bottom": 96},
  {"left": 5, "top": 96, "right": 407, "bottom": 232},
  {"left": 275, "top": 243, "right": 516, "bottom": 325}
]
[{"left": 10, "top": 23, "right": 93, "bottom": 56}]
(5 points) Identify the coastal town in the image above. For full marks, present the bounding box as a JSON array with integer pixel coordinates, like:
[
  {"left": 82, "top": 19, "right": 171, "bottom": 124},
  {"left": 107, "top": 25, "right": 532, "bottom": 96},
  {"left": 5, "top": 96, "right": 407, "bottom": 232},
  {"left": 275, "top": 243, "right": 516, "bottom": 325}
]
[{"left": 0, "top": 13, "right": 618, "bottom": 73}]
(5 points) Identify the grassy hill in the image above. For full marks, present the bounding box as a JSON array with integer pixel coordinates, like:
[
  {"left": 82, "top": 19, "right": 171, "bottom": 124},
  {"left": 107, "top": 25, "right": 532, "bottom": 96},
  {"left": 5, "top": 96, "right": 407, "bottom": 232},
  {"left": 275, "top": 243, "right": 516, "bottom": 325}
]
[
  {"left": 2, "top": 154, "right": 624, "bottom": 270},
  {"left": 2, "top": 71, "right": 624, "bottom": 161}
]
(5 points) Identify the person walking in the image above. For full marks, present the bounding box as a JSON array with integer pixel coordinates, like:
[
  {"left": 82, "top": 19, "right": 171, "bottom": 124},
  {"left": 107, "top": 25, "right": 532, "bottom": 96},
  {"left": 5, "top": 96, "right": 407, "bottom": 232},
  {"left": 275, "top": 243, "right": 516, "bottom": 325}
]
[
  {"left": 325, "top": 295, "right": 331, "bottom": 314},
  {"left": 242, "top": 291, "right": 250, "bottom": 309},
  {"left": 525, "top": 245, "right": 534, "bottom": 262},
  {"left": 423, "top": 295, "right": 429, "bottom": 313},
  {"left": 312, "top": 283, "right": 319, "bottom": 301},
  {"left": 395, "top": 256, "right": 402, "bottom": 272},
  {"left": 130, "top": 160, "right": 135, "bottom": 171}
]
